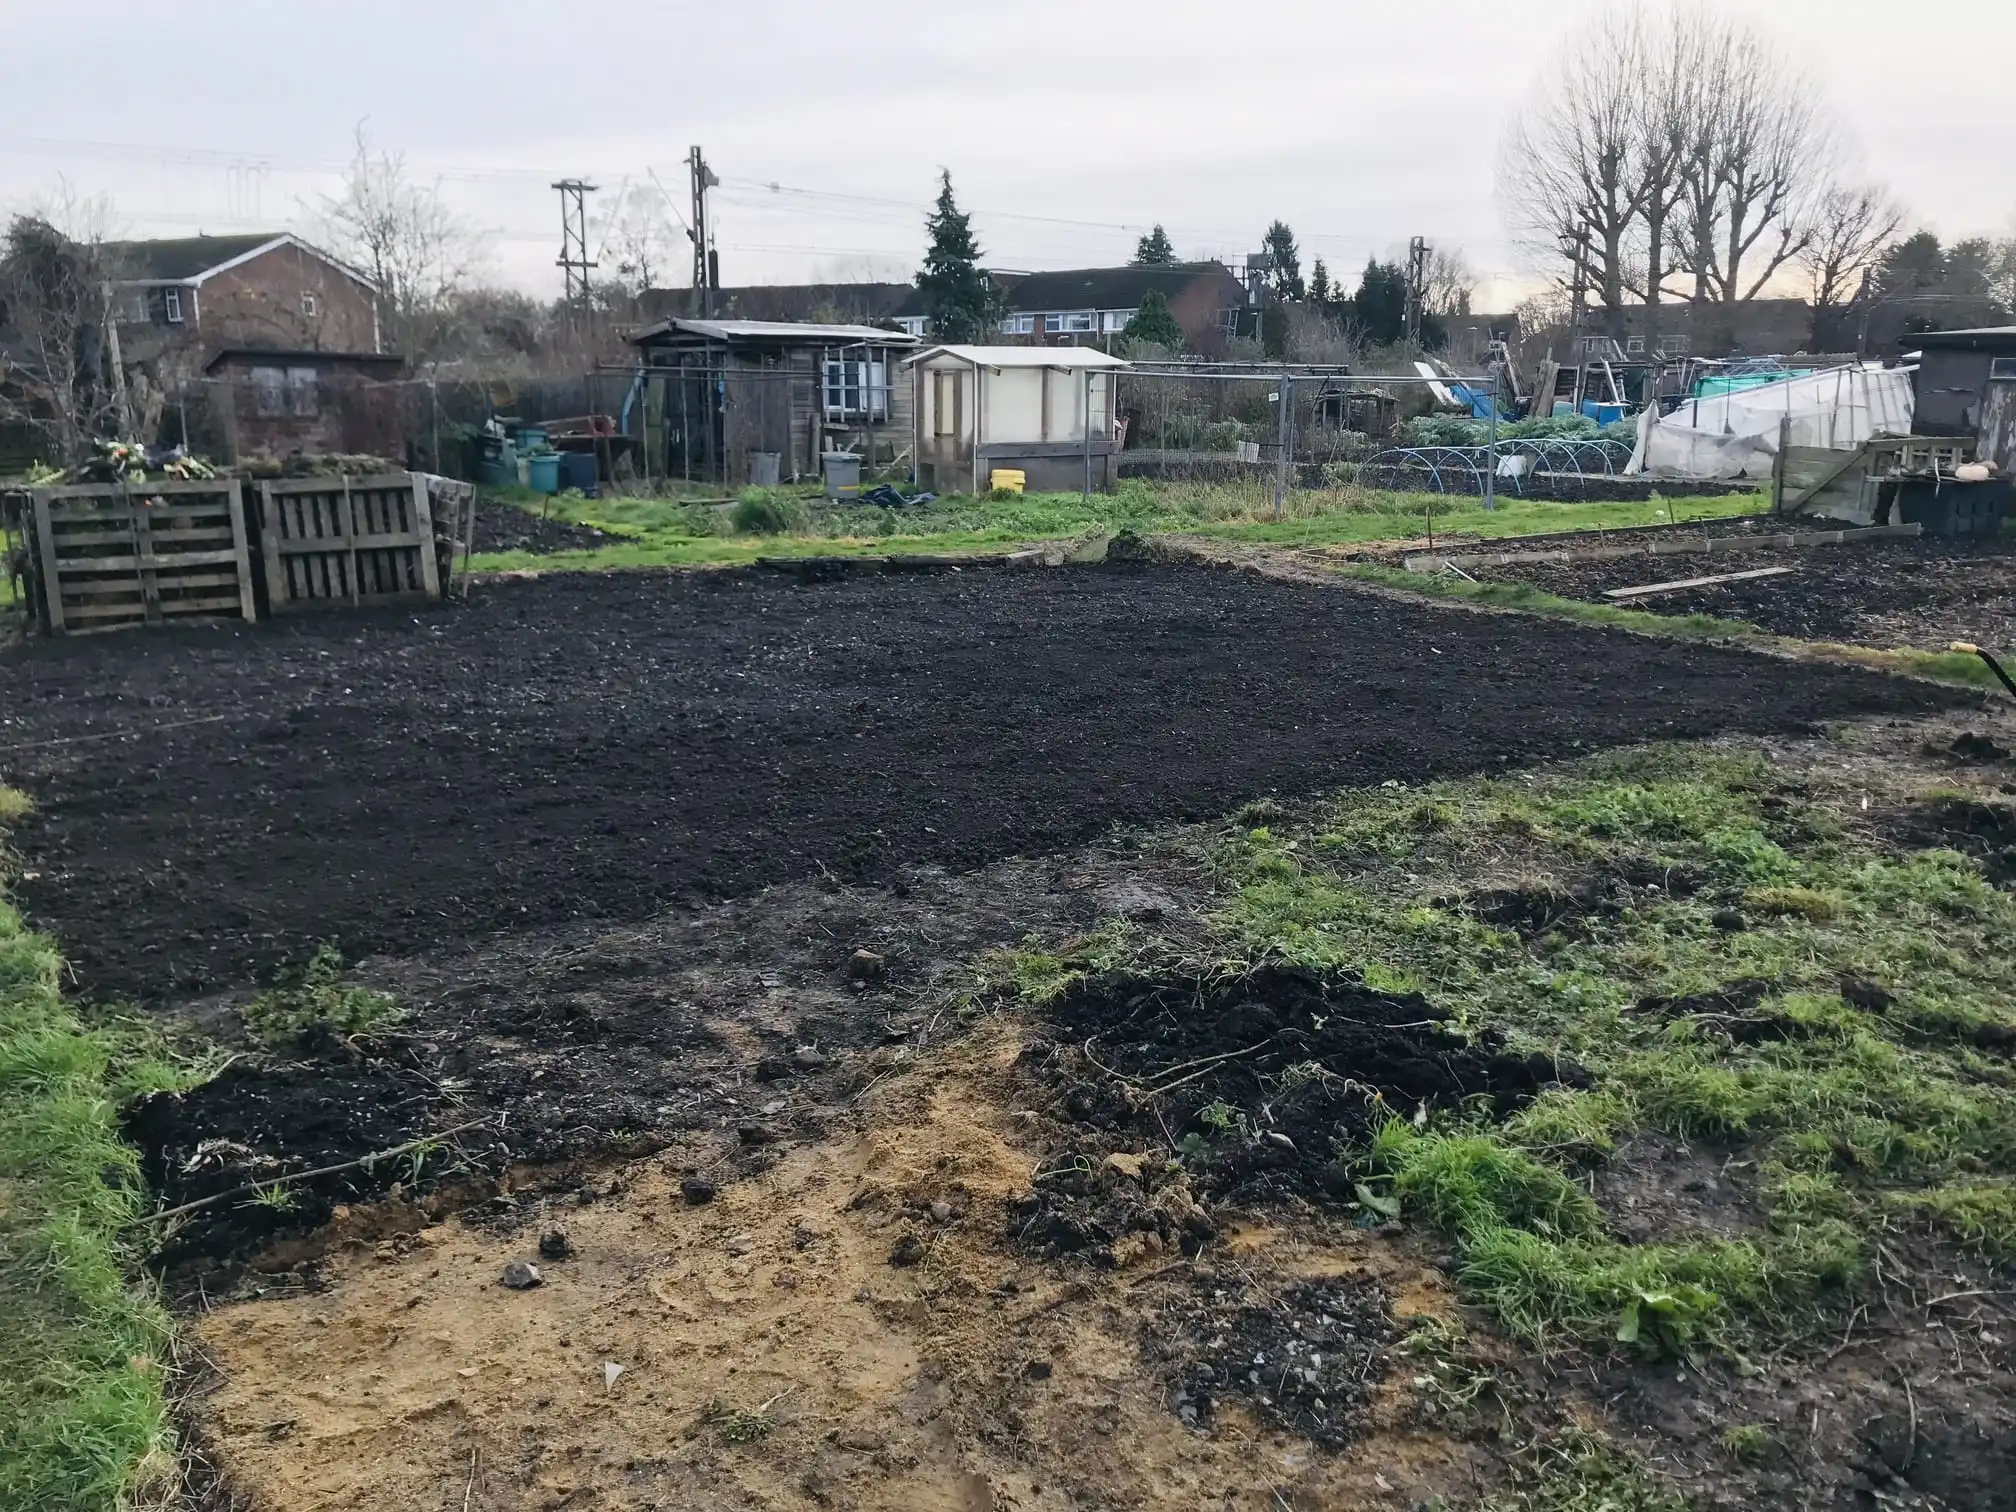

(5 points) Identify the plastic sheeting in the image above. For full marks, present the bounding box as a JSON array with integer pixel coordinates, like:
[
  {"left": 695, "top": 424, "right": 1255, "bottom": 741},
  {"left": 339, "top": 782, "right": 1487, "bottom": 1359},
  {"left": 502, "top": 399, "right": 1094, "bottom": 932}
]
[{"left": 1627, "top": 364, "right": 1916, "bottom": 479}]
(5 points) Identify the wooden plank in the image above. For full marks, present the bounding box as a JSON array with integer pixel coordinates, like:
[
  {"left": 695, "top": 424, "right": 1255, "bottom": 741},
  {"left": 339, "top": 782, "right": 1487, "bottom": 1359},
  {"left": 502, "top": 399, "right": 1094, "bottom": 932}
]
[
  {"left": 411, "top": 473, "right": 441, "bottom": 600},
  {"left": 63, "top": 593, "right": 246, "bottom": 621},
  {"left": 36, "top": 479, "right": 239, "bottom": 501},
  {"left": 30, "top": 492, "right": 65, "bottom": 634},
  {"left": 38, "top": 548, "right": 247, "bottom": 573},
  {"left": 1602, "top": 565, "right": 1797, "bottom": 601},
  {"left": 49, "top": 524, "right": 242, "bottom": 546},
  {"left": 262, "top": 473, "right": 415, "bottom": 496},
  {"left": 272, "top": 532, "right": 427, "bottom": 554},
  {"left": 258, "top": 482, "right": 287, "bottom": 614},
  {"left": 127, "top": 493, "right": 164, "bottom": 626}
]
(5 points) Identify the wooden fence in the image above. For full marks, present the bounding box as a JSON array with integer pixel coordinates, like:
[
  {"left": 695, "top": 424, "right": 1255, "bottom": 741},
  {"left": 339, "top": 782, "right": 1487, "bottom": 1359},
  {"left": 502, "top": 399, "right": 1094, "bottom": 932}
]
[{"left": 25, "top": 481, "right": 257, "bottom": 634}]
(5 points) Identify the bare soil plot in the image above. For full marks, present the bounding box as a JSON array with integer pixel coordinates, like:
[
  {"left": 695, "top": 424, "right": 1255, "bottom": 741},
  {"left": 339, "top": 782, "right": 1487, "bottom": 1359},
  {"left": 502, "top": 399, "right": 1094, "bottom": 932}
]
[
  {"left": 1467, "top": 532, "right": 2016, "bottom": 652},
  {"left": 0, "top": 563, "right": 1962, "bottom": 1004}
]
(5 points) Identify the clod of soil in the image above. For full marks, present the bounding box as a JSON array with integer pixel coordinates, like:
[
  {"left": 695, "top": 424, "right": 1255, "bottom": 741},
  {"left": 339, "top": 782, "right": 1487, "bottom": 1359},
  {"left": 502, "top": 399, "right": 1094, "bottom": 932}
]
[
  {"left": 1149, "top": 1275, "right": 1397, "bottom": 1448},
  {"left": 468, "top": 498, "right": 611, "bottom": 555},
  {"left": 1885, "top": 794, "right": 2016, "bottom": 885},
  {"left": 1014, "top": 964, "right": 1583, "bottom": 1249},
  {"left": 2, "top": 564, "right": 1960, "bottom": 1002}
]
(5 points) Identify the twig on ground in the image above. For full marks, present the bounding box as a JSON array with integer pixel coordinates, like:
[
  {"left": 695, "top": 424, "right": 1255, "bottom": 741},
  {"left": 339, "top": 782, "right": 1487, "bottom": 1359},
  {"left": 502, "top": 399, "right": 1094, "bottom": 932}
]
[
  {"left": 462, "top": 1447, "right": 479, "bottom": 1512},
  {"left": 133, "top": 1116, "right": 498, "bottom": 1225}
]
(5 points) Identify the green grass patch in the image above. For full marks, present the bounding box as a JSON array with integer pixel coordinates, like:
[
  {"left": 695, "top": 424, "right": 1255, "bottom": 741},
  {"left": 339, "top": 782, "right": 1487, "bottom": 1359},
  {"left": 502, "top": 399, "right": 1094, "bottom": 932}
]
[
  {"left": 0, "top": 788, "right": 196, "bottom": 1509},
  {"left": 241, "top": 943, "right": 400, "bottom": 1046},
  {"left": 1472, "top": 1427, "right": 1693, "bottom": 1511},
  {"left": 467, "top": 483, "right": 1763, "bottom": 576},
  {"left": 1337, "top": 561, "right": 1762, "bottom": 642},
  {"left": 1201, "top": 746, "right": 2016, "bottom": 1353}
]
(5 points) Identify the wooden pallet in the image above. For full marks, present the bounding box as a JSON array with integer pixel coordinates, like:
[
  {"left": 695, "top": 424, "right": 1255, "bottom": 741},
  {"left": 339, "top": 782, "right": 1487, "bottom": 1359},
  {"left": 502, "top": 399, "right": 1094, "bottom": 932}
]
[
  {"left": 28, "top": 481, "right": 257, "bottom": 634},
  {"left": 258, "top": 474, "right": 440, "bottom": 611}
]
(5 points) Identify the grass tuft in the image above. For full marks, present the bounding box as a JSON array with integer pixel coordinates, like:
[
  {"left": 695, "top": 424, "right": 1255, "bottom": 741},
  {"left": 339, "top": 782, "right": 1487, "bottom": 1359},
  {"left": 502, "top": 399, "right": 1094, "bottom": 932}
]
[{"left": 241, "top": 944, "right": 400, "bottom": 1045}]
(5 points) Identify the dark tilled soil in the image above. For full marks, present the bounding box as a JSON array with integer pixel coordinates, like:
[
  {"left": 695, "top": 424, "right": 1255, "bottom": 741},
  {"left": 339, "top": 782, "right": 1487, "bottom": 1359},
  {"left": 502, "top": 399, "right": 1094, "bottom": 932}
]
[
  {"left": 1469, "top": 535, "right": 2016, "bottom": 651},
  {"left": 468, "top": 497, "right": 612, "bottom": 554},
  {"left": 0, "top": 562, "right": 1965, "bottom": 1003}
]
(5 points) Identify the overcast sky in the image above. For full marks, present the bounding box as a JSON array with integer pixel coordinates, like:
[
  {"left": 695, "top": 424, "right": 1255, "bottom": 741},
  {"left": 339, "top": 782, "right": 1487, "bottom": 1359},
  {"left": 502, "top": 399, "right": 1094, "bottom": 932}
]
[{"left": 4, "top": 0, "right": 2007, "bottom": 308}]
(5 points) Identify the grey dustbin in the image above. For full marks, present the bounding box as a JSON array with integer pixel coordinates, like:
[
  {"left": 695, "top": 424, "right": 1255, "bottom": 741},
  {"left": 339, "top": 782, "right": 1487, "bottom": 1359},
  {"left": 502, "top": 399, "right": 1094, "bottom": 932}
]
[
  {"left": 747, "top": 451, "right": 782, "bottom": 488},
  {"left": 821, "top": 451, "right": 862, "bottom": 500}
]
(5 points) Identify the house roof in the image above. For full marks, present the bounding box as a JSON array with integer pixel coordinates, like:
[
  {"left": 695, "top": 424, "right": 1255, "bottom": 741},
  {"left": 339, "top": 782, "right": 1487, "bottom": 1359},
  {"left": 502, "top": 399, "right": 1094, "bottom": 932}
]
[
  {"left": 999, "top": 261, "right": 1241, "bottom": 313},
  {"left": 1912, "top": 326, "right": 2016, "bottom": 348},
  {"left": 101, "top": 232, "right": 377, "bottom": 291},
  {"left": 637, "top": 283, "right": 913, "bottom": 324},
  {"left": 630, "top": 317, "right": 918, "bottom": 347},
  {"left": 906, "top": 345, "right": 1130, "bottom": 369},
  {"left": 203, "top": 347, "right": 406, "bottom": 374}
]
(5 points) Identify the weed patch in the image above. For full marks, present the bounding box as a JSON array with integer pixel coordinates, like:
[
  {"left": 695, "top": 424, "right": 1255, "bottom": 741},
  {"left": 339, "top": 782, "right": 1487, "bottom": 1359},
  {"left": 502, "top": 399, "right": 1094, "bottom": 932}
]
[{"left": 241, "top": 944, "right": 399, "bottom": 1046}]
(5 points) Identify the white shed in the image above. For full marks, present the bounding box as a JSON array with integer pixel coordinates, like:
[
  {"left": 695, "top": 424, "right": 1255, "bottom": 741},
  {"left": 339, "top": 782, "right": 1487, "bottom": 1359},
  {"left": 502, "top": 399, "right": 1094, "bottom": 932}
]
[{"left": 906, "top": 345, "right": 1129, "bottom": 494}]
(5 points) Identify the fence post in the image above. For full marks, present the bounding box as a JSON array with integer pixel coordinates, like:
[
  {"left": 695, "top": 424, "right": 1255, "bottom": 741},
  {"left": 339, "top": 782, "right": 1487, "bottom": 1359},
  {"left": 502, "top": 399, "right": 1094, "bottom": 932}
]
[
  {"left": 1273, "top": 373, "right": 1293, "bottom": 521},
  {"left": 1483, "top": 363, "right": 1500, "bottom": 513}
]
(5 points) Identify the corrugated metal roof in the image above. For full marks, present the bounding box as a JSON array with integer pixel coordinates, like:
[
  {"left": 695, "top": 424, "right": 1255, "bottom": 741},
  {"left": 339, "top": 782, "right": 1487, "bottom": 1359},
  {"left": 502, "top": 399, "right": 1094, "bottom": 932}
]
[
  {"left": 631, "top": 317, "right": 918, "bottom": 346},
  {"left": 1914, "top": 326, "right": 2016, "bottom": 344},
  {"left": 906, "top": 345, "right": 1130, "bottom": 369}
]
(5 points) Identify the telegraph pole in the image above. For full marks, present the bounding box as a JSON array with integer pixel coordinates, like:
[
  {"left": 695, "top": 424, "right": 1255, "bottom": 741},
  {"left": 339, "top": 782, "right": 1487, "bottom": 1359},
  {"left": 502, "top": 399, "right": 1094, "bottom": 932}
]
[
  {"left": 552, "top": 179, "right": 599, "bottom": 315},
  {"left": 1404, "top": 236, "right": 1430, "bottom": 347},
  {"left": 688, "top": 146, "right": 719, "bottom": 316}
]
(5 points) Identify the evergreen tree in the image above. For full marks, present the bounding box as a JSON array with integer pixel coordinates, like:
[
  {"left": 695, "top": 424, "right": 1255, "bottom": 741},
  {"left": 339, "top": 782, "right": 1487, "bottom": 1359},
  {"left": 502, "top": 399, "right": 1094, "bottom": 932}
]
[
  {"left": 916, "top": 171, "right": 1000, "bottom": 342},
  {"left": 1133, "top": 224, "right": 1176, "bottom": 266},
  {"left": 1261, "top": 220, "right": 1304, "bottom": 301},
  {"left": 1120, "top": 288, "right": 1184, "bottom": 349},
  {"left": 1351, "top": 258, "right": 1409, "bottom": 345},
  {"left": 1308, "top": 257, "right": 1332, "bottom": 308}
]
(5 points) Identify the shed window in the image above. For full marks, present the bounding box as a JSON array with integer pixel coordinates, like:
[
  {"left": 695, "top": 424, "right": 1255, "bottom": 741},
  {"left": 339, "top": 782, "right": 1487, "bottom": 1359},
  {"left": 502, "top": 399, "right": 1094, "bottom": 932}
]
[
  {"left": 164, "top": 290, "right": 184, "bottom": 324},
  {"left": 250, "top": 366, "right": 285, "bottom": 417},
  {"left": 823, "top": 360, "right": 888, "bottom": 421},
  {"left": 1990, "top": 357, "right": 2016, "bottom": 380},
  {"left": 287, "top": 367, "right": 319, "bottom": 417},
  {"left": 1625, "top": 336, "right": 1646, "bottom": 354}
]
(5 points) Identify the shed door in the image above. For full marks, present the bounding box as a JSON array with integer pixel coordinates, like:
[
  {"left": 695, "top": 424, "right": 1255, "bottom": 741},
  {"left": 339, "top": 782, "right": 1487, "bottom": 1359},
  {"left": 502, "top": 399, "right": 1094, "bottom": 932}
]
[
  {"left": 932, "top": 370, "right": 958, "bottom": 439},
  {"left": 1982, "top": 365, "right": 2016, "bottom": 473}
]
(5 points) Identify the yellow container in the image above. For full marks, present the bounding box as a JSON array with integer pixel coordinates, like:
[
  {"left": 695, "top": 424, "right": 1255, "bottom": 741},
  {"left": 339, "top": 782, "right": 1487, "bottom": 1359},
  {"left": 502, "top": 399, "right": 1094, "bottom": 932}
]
[{"left": 988, "top": 468, "right": 1026, "bottom": 494}]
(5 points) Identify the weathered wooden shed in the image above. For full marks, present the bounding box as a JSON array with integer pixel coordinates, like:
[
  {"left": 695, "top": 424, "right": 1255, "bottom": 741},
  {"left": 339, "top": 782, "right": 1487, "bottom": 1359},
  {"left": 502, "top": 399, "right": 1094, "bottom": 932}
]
[
  {"left": 629, "top": 319, "right": 917, "bottom": 486},
  {"left": 1910, "top": 326, "right": 2016, "bottom": 471},
  {"left": 907, "top": 345, "right": 1128, "bottom": 495}
]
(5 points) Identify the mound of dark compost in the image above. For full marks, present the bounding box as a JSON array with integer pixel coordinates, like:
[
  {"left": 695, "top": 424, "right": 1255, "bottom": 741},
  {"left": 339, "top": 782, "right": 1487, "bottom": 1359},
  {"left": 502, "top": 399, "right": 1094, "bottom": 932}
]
[
  {"left": 469, "top": 498, "right": 612, "bottom": 555},
  {"left": 1146, "top": 1274, "right": 1396, "bottom": 1449},
  {"left": 1012, "top": 964, "right": 1583, "bottom": 1258},
  {"left": 124, "top": 1038, "right": 462, "bottom": 1268}
]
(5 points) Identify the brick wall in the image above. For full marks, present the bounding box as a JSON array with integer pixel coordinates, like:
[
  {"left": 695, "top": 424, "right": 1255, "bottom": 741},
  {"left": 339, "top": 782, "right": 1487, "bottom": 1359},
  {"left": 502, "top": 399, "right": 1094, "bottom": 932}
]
[{"left": 199, "top": 244, "right": 379, "bottom": 353}]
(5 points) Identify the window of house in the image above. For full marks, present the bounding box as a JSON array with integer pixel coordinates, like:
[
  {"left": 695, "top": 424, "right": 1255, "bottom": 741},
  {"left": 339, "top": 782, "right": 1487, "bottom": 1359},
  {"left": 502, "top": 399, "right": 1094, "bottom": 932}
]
[
  {"left": 1581, "top": 335, "right": 1606, "bottom": 354},
  {"left": 301, "top": 292, "right": 318, "bottom": 318},
  {"left": 164, "top": 290, "right": 184, "bottom": 324},
  {"left": 1661, "top": 333, "right": 1690, "bottom": 355},
  {"left": 113, "top": 287, "right": 148, "bottom": 324},
  {"left": 287, "top": 367, "right": 319, "bottom": 418},
  {"left": 1990, "top": 357, "right": 2016, "bottom": 380},
  {"left": 250, "top": 366, "right": 285, "bottom": 417},
  {"left": 1625, "top": 336, "right": 1646, "bottom": 354},
  {"left": 822, "top": 359, "right": 888, "bottom": 421},
  {"left": 999, "top": 314, "right": 1034, "bottom": 335},
  {"left": 1103, "top": 310, "right": 1133, "bottom": 333},
  {"left": 1061, "top": 312, "right": 1095, "bottom": 332},
  {"left": 895, "top": 316, "right": 928, "bottom": 337}
]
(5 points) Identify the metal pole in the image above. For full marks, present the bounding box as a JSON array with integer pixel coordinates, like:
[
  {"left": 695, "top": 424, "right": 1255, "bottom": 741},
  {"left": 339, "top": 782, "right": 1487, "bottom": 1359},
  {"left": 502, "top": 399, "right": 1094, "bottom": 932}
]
[
  {"left": 1272, "top": 373, "right": 1292, "bottom": 520},
  {"left": 1082, "top": 366, "right": 1093, "bottom": 500},
  {"left": 1483, "top": 360, "right": 1499, "bottom": 513}
]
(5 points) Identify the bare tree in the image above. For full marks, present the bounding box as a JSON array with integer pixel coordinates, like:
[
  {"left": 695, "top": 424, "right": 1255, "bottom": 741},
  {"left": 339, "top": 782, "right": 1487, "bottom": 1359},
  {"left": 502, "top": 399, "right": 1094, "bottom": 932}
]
[
  {"left": 1424, "top": 247, "right": 1477, "bottom": 316},
  {"left": 1796, "top": 182, "right": 1904, "bottom": 344},
  {"left": 1499, "top": 8, "right": 1654, "bottom": 337},
  {"left": 594, "top": 179, "right": 681, "bottom": 299},
  {"left": 1670, "top": 18, "right": 1832, "bottom": 304},
  {"left": 0, "top": 207, "right": 127, "bottom": 463},
  {"left": 318, "top": 125, "right": 478, "bottom": 360}
]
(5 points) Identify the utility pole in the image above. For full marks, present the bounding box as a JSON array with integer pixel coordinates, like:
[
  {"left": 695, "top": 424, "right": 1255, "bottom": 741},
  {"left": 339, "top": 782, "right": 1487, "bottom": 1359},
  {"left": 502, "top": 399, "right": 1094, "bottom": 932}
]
[
  {"left": 1404, "top": 236, "right": 1430, "bottom": 347},
  {"left": 553, "top": 179, "right": 599, "bottom": 316},
  {"left": 688, "top": 146, "right": 719, "bottom": 316}
]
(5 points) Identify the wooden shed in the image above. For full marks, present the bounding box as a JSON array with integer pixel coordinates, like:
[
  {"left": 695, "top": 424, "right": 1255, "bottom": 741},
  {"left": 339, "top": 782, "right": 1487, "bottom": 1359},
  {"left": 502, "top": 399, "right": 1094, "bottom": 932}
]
[
  {"left": 907, "top": 345, "right": 1128, "bottom": 495},
  {"left": 1910, "top": 326, "right": 2016, "bottom": 471},
  {"left": 630, "top": 319, "right": 918, "bottom": 486}
]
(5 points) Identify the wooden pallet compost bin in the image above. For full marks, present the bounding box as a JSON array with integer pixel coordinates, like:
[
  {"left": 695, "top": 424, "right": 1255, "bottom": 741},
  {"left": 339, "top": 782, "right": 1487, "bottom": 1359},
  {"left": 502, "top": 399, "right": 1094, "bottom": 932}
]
[
  {"left": 24, "top": 480, "right": 258, "bottom": 634},
  {"left": 257, "top": 473, "right": 441, "bottom": 611}
]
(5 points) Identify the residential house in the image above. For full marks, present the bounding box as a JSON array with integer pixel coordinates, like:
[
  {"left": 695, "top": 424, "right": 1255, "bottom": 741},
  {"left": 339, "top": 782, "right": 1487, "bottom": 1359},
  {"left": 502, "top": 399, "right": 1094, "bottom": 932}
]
[
  {"left": 895, "top": 262, "right": 1253, "bottom": 355},
  {"left": 630, "top": 318, "right": 919, "bottom": 484},
  {"left": 104, "top": 233, "right": 382, "bottom": 359},
  {"left": 908, "top": 345, "right": 1127, "bottom": 494}
]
